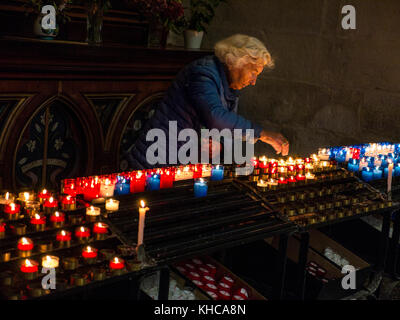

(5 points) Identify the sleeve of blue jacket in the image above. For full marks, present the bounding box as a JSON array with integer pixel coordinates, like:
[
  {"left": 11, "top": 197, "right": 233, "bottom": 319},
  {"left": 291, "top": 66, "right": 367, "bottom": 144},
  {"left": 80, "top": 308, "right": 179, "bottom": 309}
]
[{"left": 186, "top": 69, "right": 263, "bottom": 140}]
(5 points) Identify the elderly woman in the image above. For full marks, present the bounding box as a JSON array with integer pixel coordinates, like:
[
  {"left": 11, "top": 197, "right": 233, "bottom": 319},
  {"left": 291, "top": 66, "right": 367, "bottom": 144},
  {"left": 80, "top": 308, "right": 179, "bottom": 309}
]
[{"left": 127, "top": 34, "right": 289, "bottom": 169}]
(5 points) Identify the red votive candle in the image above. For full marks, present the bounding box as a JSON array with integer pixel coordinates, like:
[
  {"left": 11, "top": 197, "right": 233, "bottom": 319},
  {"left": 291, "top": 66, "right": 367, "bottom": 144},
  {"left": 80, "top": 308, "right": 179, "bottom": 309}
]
[
  {"left": 82, "top": 246, "right": 97, "bottom": 258},
  {"left": 4, "top": 202, "right": 20, "bottom": 215},
  {"left": 75, "top": 226, "right": 90, "bottom": 240},
  {"left": 278, "top": 177, "right": 288, "bottom": 186},
  {"left": 18, "top": 237, "right": 34, "bottom": 251},
  {"left": 93, "top": 222, "right": 108, "bottom": 234},
  {"left": 0, "top": 222, "right": 5, "bottom": 238},
  {"left": 82, "top": 179, "right": 100, "bottom": 201},
  {"left": 30, "top": 214, "right": 46, "bottom": 231},
  {"left": 56, "top": 230, "right": 72, "bottom": 242},
  {"left": 288, "top": 176, "right": 297, "bottom": 186},
  {"left": 20, "top": 259, "right": 38, "bottom": 273},
  {"left": 109, "top": 257, "right": 125, "bottom": 270},
  {"left": 61, "top": 195, "right": 76, "bottom": 211},
  {"left": 160, "top": 170, "right": 174, "bottom": 189},
  {"left": 296, "top": 174, "right": 306, "bottom": 182},
  {"left": 62, "top": 179, "right": 78, "bottom": 196},
  {"left": 130, "top": 171, "right": 146, "bottom": 193},
  {"left": 50, "top": 211, "right": 65, "bottom": 223},
  {"left": 38, "top": 189, "right": 50, "bottom": 204},
  {"left": 258, "top": 158, "right": 268, "bottom": 169},
  {"left": 43, "top": 197, "right": 58, "bottom": 214},
  {"left": 93, "top": 222, "right": 108, "bottom": 240}
]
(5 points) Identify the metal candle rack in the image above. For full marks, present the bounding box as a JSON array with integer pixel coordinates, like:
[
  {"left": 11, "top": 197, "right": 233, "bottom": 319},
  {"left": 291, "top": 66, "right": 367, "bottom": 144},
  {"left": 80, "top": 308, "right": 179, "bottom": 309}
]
[
  {"left": 242, "top": 168, "right": 395, "bottom": 231},
  {"left": 0, "top": 203, "right": 152, "bottom": 300},
  {"left": 105, "top": 180, "right": 295, "bottom": 264},
  {"left": 104, "top": 179, "right": 296, "bottom": 300}
]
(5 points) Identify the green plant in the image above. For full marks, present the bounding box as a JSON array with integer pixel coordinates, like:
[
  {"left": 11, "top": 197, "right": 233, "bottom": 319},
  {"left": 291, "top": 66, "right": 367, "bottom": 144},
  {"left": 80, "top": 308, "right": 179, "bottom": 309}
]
[{"left": 183, "top": 0, "right": 227, "bottom": 32}]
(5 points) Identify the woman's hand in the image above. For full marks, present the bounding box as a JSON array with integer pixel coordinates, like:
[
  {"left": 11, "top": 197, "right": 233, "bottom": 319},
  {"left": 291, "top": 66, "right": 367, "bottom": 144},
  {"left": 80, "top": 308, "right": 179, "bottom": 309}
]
[{"left": 259, "top": 130, "right": 289, "bottom": 156}]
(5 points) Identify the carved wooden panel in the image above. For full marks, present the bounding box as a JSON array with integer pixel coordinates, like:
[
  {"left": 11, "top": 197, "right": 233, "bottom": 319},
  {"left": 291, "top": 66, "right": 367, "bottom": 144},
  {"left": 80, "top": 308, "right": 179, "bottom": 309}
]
[{"left": 0, "top": 39, "right": 212, "bottom": 191}]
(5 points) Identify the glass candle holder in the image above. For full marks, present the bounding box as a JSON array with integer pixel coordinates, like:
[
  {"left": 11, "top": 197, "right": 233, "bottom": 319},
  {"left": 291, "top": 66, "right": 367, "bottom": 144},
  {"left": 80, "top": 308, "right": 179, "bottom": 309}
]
[
  {"left": 114, "top": 176, "right": 131, "bottom": 196},
  {"left": 42, "top": 255, "right": 59, "bottom": 268},
  {"left": 18, "top": 237, "right": 34, "bottom": 257},
  {"left": 147, "top": 174, "right": 160, "bottom": 191},
  {"left": 194, "top": 178, "right": 208, "bottom": 198},
  {"left": 61, "top": 195, "right": 76, "bottom": 211},
  {"left": 99, "top": 177, "right": 115, "bottom": 198},
  {"left": 43, "top": 197, "right": 58, "bottom": 215},
  {"left": 86, "top": 206, "right": 101, "bottom": 222},
  {"left": 211, "top": 165, "right": 224, "bottom": 181},
  {"left": 62, "top": 179, "right": 77, "bottom": 197},
  {"left": 4, "top": 203, "right": 21, "bottom": 220},
  {"left": 130, "top": 171, "right": 146, "bottom": 193},
  {"left": 105, "top": 199, "right": 119, "bottom": 211}
]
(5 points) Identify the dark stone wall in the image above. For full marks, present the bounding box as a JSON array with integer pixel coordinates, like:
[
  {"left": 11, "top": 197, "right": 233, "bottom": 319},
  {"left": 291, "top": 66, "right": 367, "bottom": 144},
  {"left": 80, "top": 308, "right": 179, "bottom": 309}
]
[{"left": 201, "top": 0, "right": 400, "bottom": 157}]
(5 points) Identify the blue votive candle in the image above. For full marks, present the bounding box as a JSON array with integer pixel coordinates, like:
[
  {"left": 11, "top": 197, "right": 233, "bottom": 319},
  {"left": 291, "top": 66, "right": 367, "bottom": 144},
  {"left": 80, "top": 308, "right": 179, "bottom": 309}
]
[
  {"left": 395, "top": 164, "right": 400, "bottom": 177},
  {"left": 194, "top": 178, "right": 208, "bottom": 198},
  {"left": 361, "top": 167, "right": 373, "bottom": 182},
  {"left": 211, "top": 165, "right": 224, "bottom": 181},
  {"left": 114, "top": 177, "right": 131, "bottom": 195},
  {"left": 347, "top": 159, "right": 359, "bottom": 172},
  {"left": 147, "top": 174, "right": 160, "bottom": 191},
  {"left": 372, "top": 167, "right": 383, "bottom": 180}
]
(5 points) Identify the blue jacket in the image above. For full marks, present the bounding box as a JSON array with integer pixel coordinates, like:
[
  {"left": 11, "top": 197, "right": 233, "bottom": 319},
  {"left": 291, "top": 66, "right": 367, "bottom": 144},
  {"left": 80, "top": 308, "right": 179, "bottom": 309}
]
[{"left": 126, "top": 55, "right": 263, "bottom": 169}]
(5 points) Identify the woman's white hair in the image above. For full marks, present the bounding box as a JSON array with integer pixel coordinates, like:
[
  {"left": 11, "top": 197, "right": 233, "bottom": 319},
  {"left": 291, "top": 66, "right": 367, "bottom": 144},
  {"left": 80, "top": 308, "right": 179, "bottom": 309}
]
[{"left": 214, "top": 34, "right": 274, "bottom": 69}]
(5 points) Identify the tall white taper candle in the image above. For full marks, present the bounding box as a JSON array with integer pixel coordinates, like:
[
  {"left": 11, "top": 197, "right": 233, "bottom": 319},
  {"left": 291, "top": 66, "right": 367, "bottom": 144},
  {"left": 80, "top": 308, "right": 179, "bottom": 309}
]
[{"left": 137, "top": 200, "right": 149, "bottom": 248}]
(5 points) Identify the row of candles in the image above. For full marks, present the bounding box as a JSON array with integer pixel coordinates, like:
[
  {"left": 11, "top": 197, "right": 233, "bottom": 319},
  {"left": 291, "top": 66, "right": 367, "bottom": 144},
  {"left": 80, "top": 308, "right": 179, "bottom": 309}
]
[
  {"left": 252, "top": 155, "right": 334, "bottom": 190},
  {"left": 61, "top": 164, "right": 225, "bottom": 202},
  {"left": 317, "top": 142, "right": 400, "bottom": 192},
  {"left": 20, "top": 253, "right": 126, "bottom": 279}
]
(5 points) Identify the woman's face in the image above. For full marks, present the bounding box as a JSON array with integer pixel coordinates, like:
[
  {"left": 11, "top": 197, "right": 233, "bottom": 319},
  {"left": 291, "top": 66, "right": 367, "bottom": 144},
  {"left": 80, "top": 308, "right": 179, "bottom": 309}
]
[{"left": 228, "top": 63, "right": 264, "bottom": 90}]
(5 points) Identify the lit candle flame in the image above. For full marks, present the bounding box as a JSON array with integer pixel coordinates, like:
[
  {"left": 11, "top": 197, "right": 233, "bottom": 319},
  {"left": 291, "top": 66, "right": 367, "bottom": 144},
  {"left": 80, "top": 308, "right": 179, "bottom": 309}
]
[
  {"left": 49, "top": 197, "right": 54, "bottom": 203},
  {"left": 66, "top": 195, "right": 71, "bottom": 201},
  {"left": 80, "top": 227, "right": 85, "bottom": 232},
  {"left": 10, "top": 203, "right": 15, "bottom": 210},
  {"left": 140, "top": 200, "right": 146, "bottom": 208},
  {"left": 25, "top": 259, "right": 33, "bottom": 267},
  {"left": 113, "top": 257, "right": 119, "bottom": 263},
  {"left": 105, "top": 178, "right": 110, "bottom": 186},
  {"left": 85, "top": 246, "right": 93, "bottom": 252},
  {"left": 21, "top": 237, "right": 29, "bottom": 245},
  {"left": 61, "top": 230, "right": 66, "bottom": 236},
  {"left": 42, "top": 189, "right": 47, "bottom": 195},
  {"left": 24, "top": 192, "right": 30, "bottom": 201},
  {"left": 34, "top": 213, "right": 41, "bottom": 220},
  {"left": 5, "top": 192, "right": 9, "bottom": 200}
]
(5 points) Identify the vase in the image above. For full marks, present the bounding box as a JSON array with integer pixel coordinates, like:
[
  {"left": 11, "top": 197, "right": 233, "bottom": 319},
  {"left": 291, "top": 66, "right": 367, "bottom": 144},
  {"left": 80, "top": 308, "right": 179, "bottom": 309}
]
[
  {"left": 184, "top": 30, "right": 204, "bottom": 49},
  {"left": 86, "top": 1, "right": 104, "bottom": 46},
  {"left": 33, "top": 14, "right": 58, "bottom": 40},
  {"left": 147, "top": 23, "right": 169, "bottom": 48}
]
